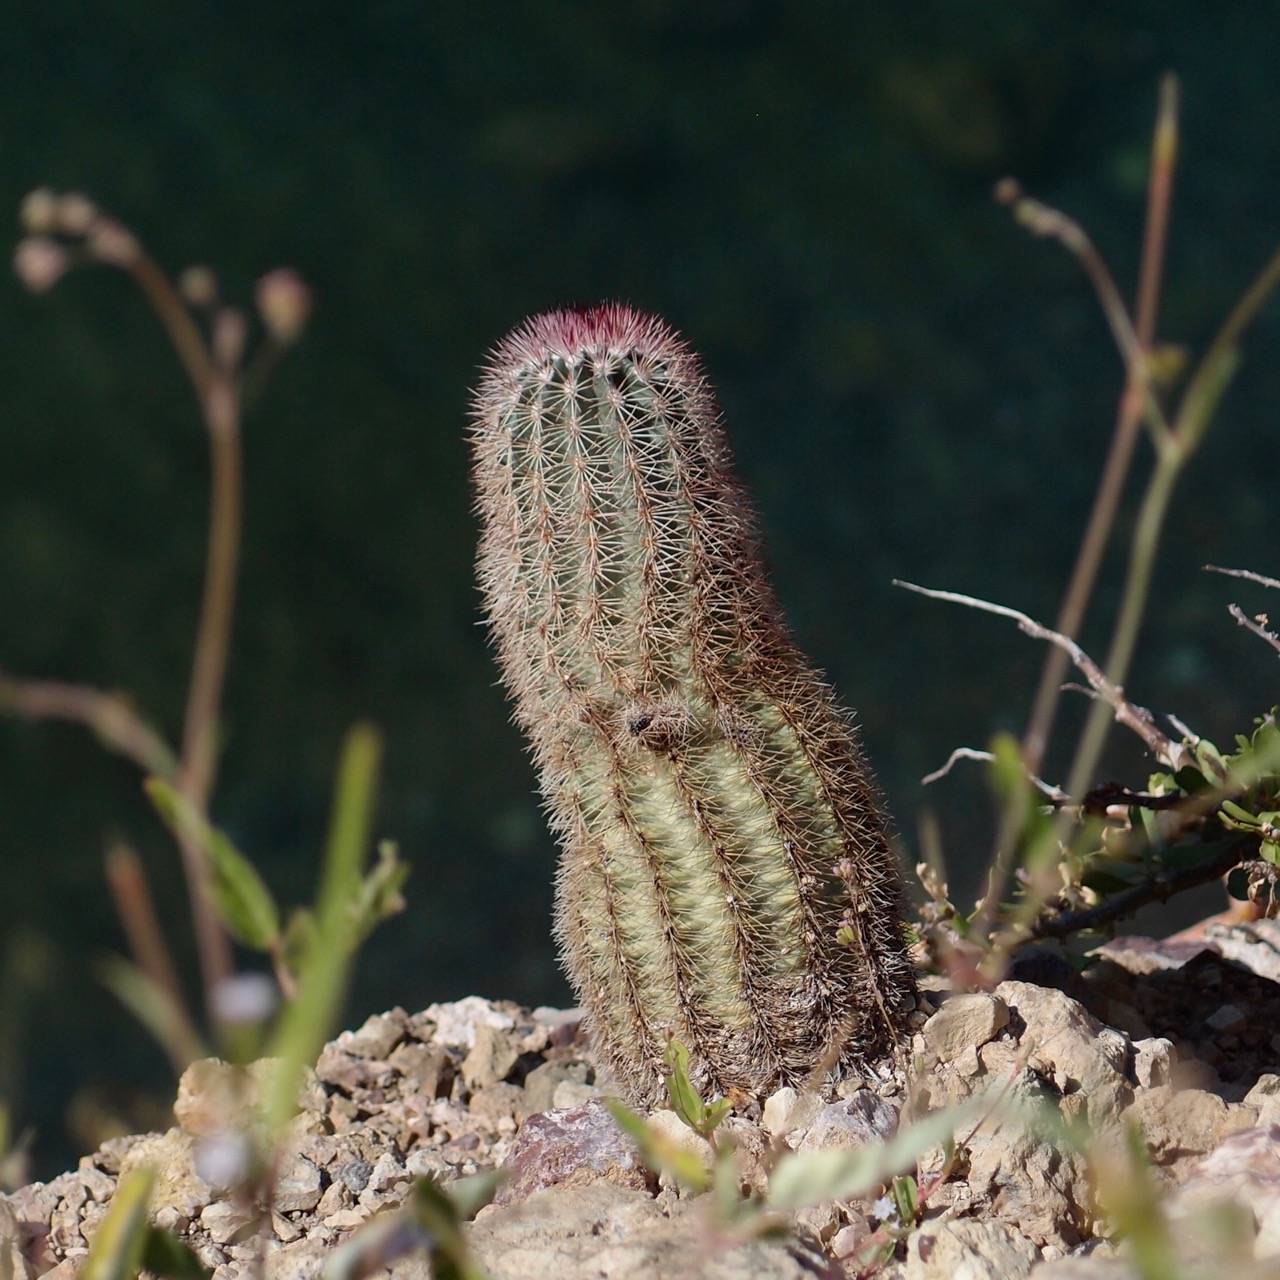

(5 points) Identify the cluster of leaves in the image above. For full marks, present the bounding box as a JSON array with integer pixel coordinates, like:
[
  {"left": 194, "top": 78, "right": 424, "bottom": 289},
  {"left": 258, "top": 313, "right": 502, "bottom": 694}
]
[{"left": 916, "top": 705, "right": 1280, "bottom": 982}]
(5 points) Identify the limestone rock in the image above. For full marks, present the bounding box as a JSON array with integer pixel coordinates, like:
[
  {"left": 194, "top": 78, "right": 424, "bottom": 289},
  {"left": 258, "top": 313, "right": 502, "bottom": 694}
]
[
  {"left": 1126, "top": 1086, "right": 1257, "bottom": 1176},
  {"left": 470, "top": 1184, "right": 826, "bottom": 1279},
  {"left": 922, "top": 993, "right": 1010, "bottom": 1064},
  {"left": 119, "top": 1129, "right": 214, "bottom": 1221},
  {"left": 794, "top": 1091, "right": 898, "bottom": 1152},
  {"left": 1245, "top": 1076, "right": 1280, "bottom": 1125},
  {"left": 274, "top": 1154, "right": 324, "bottom": 1213},
  {"left": 906, "top": 1217, "right": 1040, "bottom": 1279},
  {"left": 995, "top": 982, "right": 1133, "bottom": 1126},
  {"left": 964, "top": 1099, "right": 1093, "bottom": 1247},
  {"left": 461, "top": 1024, "right": 519, "bottom": 1090},
  {"left": 1171, "top": 1124, "right": 1280, "bottom": 1259}
]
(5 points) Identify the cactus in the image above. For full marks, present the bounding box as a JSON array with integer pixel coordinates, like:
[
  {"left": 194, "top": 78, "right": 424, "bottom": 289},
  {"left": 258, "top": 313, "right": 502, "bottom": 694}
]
[{"left": 471, "top": 304, "right": 914, "bottom": 1104}]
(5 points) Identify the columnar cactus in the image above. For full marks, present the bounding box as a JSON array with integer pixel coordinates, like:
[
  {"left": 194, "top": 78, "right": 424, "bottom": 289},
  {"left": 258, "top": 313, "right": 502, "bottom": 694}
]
[{"left": 471, "top": 304, "right": 914, "bottom": 1104}]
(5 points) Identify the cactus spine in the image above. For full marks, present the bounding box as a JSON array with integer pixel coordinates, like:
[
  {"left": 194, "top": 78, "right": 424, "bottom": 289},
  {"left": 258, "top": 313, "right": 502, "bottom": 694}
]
[{"left": 471, "top": 305, "right": 914, "bottom": 1104}]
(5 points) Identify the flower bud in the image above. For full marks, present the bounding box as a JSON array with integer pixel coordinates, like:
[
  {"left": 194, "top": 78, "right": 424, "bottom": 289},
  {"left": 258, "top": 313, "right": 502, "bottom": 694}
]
[
  {"left": 56, "top": 192, "right": 98, "bottom": 236},
  {"left": 179, "top": 265, "right": 218, "bottom": 308},
  {"left": 255, "top": 267, "right": 312, "bottom": 344},
  {"left": 13, "top": 237, "right": 69, "bottom": 293},
  {"left": 19, "top": 187, "right": 59, "bottom": 234}
]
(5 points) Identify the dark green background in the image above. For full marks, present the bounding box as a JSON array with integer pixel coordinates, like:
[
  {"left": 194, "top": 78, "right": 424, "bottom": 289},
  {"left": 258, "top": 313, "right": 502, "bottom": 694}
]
[{"left": 3, "top": 2, "right": 1278, "bottom": 1175}]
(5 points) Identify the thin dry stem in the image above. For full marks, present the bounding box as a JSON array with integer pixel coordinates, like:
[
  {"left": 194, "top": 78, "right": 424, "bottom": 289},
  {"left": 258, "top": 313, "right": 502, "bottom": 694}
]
[
  {"left": 921, "top": 746, "right": 1069, "bottom": 804},
  {"left": 0, "top": 673, "right": 176, "bottom": 777},
  {"left": 1228, "top": 603, "right": 1280, "bottom": 656},
  {"left": 103, "top": 842, "right": 188, "bottom": 1017},
  {"left": 1205, "top": 564, "right": 1280, "bottom": 591},
  {"left": 893, "top": 579, "right": 1189, "bottom": 774}
]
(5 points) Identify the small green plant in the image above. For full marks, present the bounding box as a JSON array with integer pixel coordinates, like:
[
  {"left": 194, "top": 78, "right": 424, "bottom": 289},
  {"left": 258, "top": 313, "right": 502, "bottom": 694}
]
[
  {"left": 899, "top": 77, "right": 1280, "bottom": 976},
  {"left": 3, "top": 192, "right": 411, "bottom": 1277}
]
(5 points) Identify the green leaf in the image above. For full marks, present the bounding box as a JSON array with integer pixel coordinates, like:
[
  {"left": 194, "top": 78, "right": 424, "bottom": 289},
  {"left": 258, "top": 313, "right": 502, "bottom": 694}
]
[
  {"left": 1261, "top": 841, "right": 1280, "bottom": 866},
  {"left": 141, "top": 1228, "right": 211, "bottom": 1280},
  {"left": 81, "top": 1167, "right": 155, "bottom": 1280},
  {"left": 1220, "top": 800, "right": 1261, "bottom": 828},
  {"left": 663, "top": 1039, "right": 708, "bottom": 1134},
  {"left": 891, "top": 1174, "right": 918, "bottom": 1224},
  {"left": 350, "top": 840, "right": 410, "bottom": 946},
  {"left": 265, "top": 724, "right": 382, "bottom": 1132},
  {"left": 144, "top": 779, "right": 280, "bottom": 950}
]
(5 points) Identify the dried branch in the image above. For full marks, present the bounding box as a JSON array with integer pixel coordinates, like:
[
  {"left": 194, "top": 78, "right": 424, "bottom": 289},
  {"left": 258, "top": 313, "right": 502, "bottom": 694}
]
[
  {"left": 893, "top": 579, "right": 1190, "bottom": 771},
  {"left": 1031, "top": 839, "right": 1252, "bottom": 939},
  {"left": 921, "top": 746, "right": 1069, "bottom": 804},
  {"left": 1228, "top": 603, "right": 1280, "bottom": 656},
  {"left": 0, "top": 672, "right": 176, "bottom": 777},
  {"left": 1205, "top": 564, "right": 1280, "bottom": 591}
]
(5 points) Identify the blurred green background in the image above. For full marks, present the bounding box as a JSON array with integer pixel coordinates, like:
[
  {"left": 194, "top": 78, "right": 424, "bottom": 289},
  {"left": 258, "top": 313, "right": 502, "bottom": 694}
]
[{"left": 3, "top": 2, "right": 1278, "bottom": 1176}]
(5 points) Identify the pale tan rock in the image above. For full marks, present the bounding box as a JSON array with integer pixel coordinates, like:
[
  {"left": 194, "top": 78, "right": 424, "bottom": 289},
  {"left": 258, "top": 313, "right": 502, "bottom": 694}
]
[
  {"left": 1244, "top": 1075, "right": 1280, "bottom": 1125},
  {"left": 1131, "top": 1038, "right": 1175, "bottom": 1088},
  {"left": 118, "top": 1129, "right": 214, "bottom": 1221},
  {"left": 469, "top": 1183, "right": 825, "bottom": 1279},
  {"left": 199, "top": 1199, "right": 257, "bottom": 1246},
  {"left": 461, "top": 1024, "right": 519, "bottom": 1090},
  {"left": 762, "top": 1087, "right": 823, "bottom": 1140},
  {"left": 922, "top": 993, "right": 1010, "bottom": 1063},
  {"left": 794, "top": 1092, "right": 897, "bottom": 1152},
  {"left": 551, "top": 1080, "right": 599, "bottom": 1110},
  {"left": 906, "top": 1217, "right": 1040, "bottom": 1279},
  {"left": 995, "top": 982, "right": 1133, "bottom": 1126},
  {"left": 1126, "top": 1086, "right": 1257, "bottom": 1176},
  {"left": 274, "top": 1154, "right": 323, "bottom": 1213},
  {"left": 174, "top": 1058, "right": 282, "bottom": 1137},
  {"left": 645, "top": 1109, "right": 714, "bottom": 1180},
  {"left": 0, "top": 1199, "right": 33, "bottom": 1280},
  {"left": 965, "top": 1112, "right": 1094, "bottom": 1248}
]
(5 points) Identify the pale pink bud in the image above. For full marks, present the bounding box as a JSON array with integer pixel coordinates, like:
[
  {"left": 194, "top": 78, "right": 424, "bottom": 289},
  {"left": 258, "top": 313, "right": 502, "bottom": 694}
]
[
  {"left": 56, "top": 192, "right": 98, "bottom": 235},
  {"left": 13, "top": 237, "right": 69, "bottom": 293},
  {"left": 179, "top": 265, "right": 218, "bottom": 308},
  {"left": 19, "top": 187, "right": 59, "bottom": 233},
  {"left": 255, "top": 267, "right": 312, "bottom": 344}
]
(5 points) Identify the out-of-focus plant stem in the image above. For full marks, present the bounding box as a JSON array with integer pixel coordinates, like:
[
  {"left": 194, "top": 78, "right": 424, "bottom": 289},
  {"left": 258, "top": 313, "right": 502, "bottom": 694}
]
[
  {"left": 175, "top": 368, "right": 242, "bottom": 1001},
  {"left": 976, "top": 78, "right": 1180, "bottom": 951},
  {"left": 1021, "top": 74, "right": 1180, "bottom": 775}
]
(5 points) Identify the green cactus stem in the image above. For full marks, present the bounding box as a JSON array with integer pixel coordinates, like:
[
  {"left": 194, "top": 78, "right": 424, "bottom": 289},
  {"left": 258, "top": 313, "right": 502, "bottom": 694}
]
[{"left": 471, "top": 305, "right": 914, "bottom": 1104}]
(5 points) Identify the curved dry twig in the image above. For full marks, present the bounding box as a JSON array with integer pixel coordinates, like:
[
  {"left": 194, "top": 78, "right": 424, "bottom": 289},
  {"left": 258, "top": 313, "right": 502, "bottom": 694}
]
[
  {"left": 893, "top": 579, "right": 1191, "bottom": 771},
  {"left": 921, "top": 746, "right": 1070, "bottom": 804},
  {"left": 0, "top": 671, "right": 176, "bottom": 777},
  {"left": 1031, "top": 839, "right": 1252, "bottom": 939},
  {"left": 1205, "top": 564, "right": 1280, "bottom": 591},
  {"left": 1227, "top": 603, "right": 1280, "bottom": 656}
]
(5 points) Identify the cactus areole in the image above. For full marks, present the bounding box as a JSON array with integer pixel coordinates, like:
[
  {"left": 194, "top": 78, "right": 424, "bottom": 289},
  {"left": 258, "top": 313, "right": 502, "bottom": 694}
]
[{"left": 471, "top": 305, "right": 914, "bottom": 1104}]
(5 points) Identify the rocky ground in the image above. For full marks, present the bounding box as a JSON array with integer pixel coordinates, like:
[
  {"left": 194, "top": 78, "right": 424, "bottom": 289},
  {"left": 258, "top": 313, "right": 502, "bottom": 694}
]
[{"left": 4, "top": 917, "right": 1280, "bottom": 1279}]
